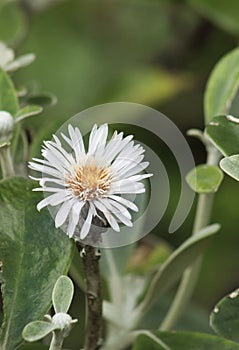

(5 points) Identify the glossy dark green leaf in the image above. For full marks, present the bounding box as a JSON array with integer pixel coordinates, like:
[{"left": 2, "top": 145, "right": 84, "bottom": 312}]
[
  {"left": 0, "top": 67, "right": 18, "bottom": 116},
  {"left": 0, "top": 177, "right": 74, "bottom": 350},
  {"left": 132, "top": 331, "right": 239, "bottom": 350},
  {"left": 210, "top": 287, "right": 239, "bottom": 343},
  {"left": 205, "top": 115, "right": 239, "bottom": 156},
  {"left": 220, "top": 155, "right": 239, "bottom": 181},
  {"left": 203, "top": 48, "right": 239, "bottom": 123},
  {"left": 186, "top": 165, "right": 223, "bottom": 193},
  {"left": 137, "top": 224, "right": 220, "bottom": 312}
]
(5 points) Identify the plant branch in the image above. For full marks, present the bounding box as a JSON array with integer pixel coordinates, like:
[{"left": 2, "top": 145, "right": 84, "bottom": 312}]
[
  {"left": 0, "top": 144, "right": 15, "bottom": 178},
  {"left": 160, "top": 145, "right": 221, "bottom": 330},
  {"left": 49, "top": 331, "right": 64, "bottom": 350},
  {"left": 76, "top": 243, "right": 102, "bottom": 350}
]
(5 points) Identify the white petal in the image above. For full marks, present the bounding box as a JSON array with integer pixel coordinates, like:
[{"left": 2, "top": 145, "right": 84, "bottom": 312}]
[
  {"left": 112, "top": 155, "right": 144, "bottom": 174},
  {"left": 42, "top": 143, "right": 73, "bottom": 170},
  {"left": 124, "top": 173, "right": 153, "bottom": 182},
  {"left": 29, "top": 162, "right": 63, "bottom": 178},
  {"left": 61, "top": 132, "right": 73, "bottom": 147},
  {"left": 39, "top": 177, "right": 65, "bottom": 187},
  {"left": 45, "top": 140, "right": 76, "bottom": 167},
  {"left": 116, "top": 161, "right": 149, "bottom": 179},
  {"left": 108, "top": 194, "right": 138, "bottom": 212},
  {"left": 80, "top": 209, "right": 93, "bottom": 239},
  {"left": 94, "top": 201, "right": 120, "bottom": 232},
  {"left": 103, "top": 210, "right": 120, "bottom": 232},
  {"left": 98, "top": 198, "right": 132, "bottom": 226},
  {"left": 99, "top": 198, "right": 130, "bottom": 218},
  {"left": 113, "top": 210, "right": 133, "bottom": 227},
  {"left": 93, "top": 124, "right": 108, "bottom": 156},
  {"left": 103, "top": 134, "right": 133, "bottom": 164},
  {"left": 67, "top": 201, "right": 85, "bottom": 238},
  {"left": 110, "top": 180, "right": 145, "bottom": 194},
  {"left": 52, "top": 134, "right": 61, "bottom": 146},
  {"left": 74, "top": 127, "right": 86, "bottom": 155},
  {"left": 37, "top": 198, "right": 49, "bottom": 211},
  {"left": 33, "top": 187, "right": 66, "bottom": 193},
  {"left": 37, "top": 191, "right": 71, "bottom": 211},
  {"left": 107, "top": 199, "right": 131, "bottom": 219},
  {"left": 88, "top": 124, "right": 108, "bottom": 155},
  {"left": 68, "top": 125, "right": 85, "bottom": 162},
  {"left": 55, "top": 199, "right": 75, "bottom": 228},
  {"left": 31, "top": 157, "right": 47, "bottom": 164}
]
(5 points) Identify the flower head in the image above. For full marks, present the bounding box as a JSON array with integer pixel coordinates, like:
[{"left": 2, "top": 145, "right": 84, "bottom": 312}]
[{"left": 29, "top": 124, "right": 152, "bottom": 241}]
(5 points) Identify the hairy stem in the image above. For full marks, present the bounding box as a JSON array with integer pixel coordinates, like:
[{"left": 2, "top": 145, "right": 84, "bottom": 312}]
[
  {"left": 160, "top": 146, "right": 221, "bottom": 330},
  {"left": 77, "top": 243, "right": 102, "bottom": 350},
  {"left": 0, "top": 145, "right": 14, "bottom": 178},
  {"left": 49, "top": 331, "right": 64, "bottom": 350}
]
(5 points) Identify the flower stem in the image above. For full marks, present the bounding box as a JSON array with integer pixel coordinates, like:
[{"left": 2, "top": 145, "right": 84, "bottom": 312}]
[
  {"left": 77, "top": 243, "right": 102, "bottom": 350},
  {"left": 160, "top": 146, "right": 221, "bottom": 331},
  {"left": 49, "top": 331, "right": 64, "bottom": 350},
  {"left": 0, "top": 144, "right": 14, "bottom": 178}
]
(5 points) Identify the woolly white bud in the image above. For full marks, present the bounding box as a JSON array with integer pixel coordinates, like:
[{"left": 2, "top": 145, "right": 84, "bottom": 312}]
[
  {"left": 0, "top": 111, "right": 14, "bottom": 143},
  {"left": 52, "top": 312, "right": 77, "bottom": 337},
  {"left": 52, "top": 313, "right": 72, "bottom": 330}
]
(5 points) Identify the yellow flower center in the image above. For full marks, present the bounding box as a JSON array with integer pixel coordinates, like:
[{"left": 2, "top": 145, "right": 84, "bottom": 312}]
[{"left": 66, "top": 163, "right": 112, "bottom": 201}]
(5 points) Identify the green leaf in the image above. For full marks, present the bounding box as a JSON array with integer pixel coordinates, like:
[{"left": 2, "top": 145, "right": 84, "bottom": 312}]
[
  {"left": 220, "top": 155, "right": 239, "bottom": 181},
  {"left": 22, "top": 321, "right": 55, "bottom": 342},
  {"left": 210, "top": 287, "right": 239, "bottom": 343},
  {"left": 16, "top": 105, "right": 43, "bottom": 122},
  {"left": 27, "top": 93, "right": 57, "bottom": 108},
  {"left": 0, "top": 67, "right": 18, "bottom": 116},
  {"left": 205, "top": 115, "right": 239, "bottom": 156},
  {"left": 52, "top": 275, "right": 74, "bottom": 314},
  {"left": 6, "top": 54, "right": 35, "bottom": 72},
  {"left": 132, "top": 331, "right": 239, "bottom": 350},
  {"left": 140, "top": 295, "right": 211, "bottom": 334},
  {"left": 186, "top": 165, "right": 224, "bottom": 193},
  {"left": 137, "top": 224, "right": 220, "bottom": 312},
  {"left": 188, "top": 0, "right": 239, "bottom": 36},
  {"left": 204, "top": 48, "right": 239, "bottom": 123},
  {"left": 0, "top": 177, "right": 74, "bottom": 350}
]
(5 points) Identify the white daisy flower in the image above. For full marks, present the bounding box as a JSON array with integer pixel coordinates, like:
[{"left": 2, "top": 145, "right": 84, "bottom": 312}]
[{"left": 29, "top": 124, "right": 152, "bottom": 241}]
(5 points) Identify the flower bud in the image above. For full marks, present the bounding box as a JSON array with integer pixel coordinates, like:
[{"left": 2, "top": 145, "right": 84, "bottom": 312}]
[
  {"left": 0, "top": 111, "right": 14, "bottom": 143},
  {"left": 52, "top": 312, "right": 77, "bottom": 337}
]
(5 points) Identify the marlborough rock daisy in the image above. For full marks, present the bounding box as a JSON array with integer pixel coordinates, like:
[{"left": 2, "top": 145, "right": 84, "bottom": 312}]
[{"left": 29, "top": 124, "right": 152, "bottom": 241}]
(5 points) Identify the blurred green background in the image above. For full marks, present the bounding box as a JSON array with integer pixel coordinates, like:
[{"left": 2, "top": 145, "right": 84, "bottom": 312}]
[{"left": 1, "top": 0, "right": 239, "bottom": 347}]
